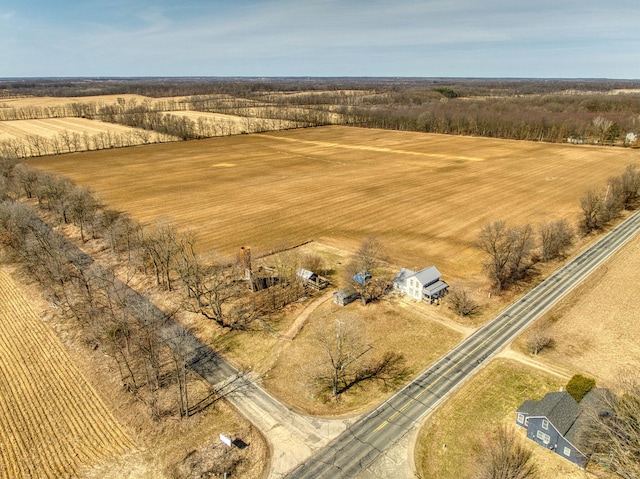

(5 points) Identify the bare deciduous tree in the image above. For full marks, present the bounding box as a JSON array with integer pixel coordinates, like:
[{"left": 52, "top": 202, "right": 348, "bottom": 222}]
[
  {"left": 473, "top": 425, "right": 538, "bottom": 479},
  {"left": 477, "top": 221, "right": 534, "bottom": 291},
  {"left": 309, "top": 320, "right": 407, "bottom": 399},
  {"left": 68, "top": 186, "right": 101, "bottom": 242},
  {"left": 140, "top": 220, "right": 181, "bottom": 291},
  {"left": 538, "top": 218, "right": 574, "bottom": 262},
  {"left": 162, "top": 324, "right": 198, "bottom": 418},
  {"left": 447, "top": 284, "right": 480, "bottom": 317},
  {"left": 526, "top": 324, "right": 555, "bottom": 355},
  {"left": 579, "top": 189, "right": 611, "bottom": 234},
  {"left": 346, "top": 236, "right": 389, "bottom": 305},
  {"left": 13, "top": 163, "right": 40, "bottom": 199},
  {"left": 177, "top": 243, "right": 251, "bottom": 330},
  {"left": 582, "top": 374, "right": 640, "bottom": 479}
]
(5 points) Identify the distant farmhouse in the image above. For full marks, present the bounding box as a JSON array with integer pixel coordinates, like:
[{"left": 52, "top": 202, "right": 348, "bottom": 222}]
[
  {"left": 516, "top": 389, "right": 612, "bottom": 468},
  {"left": 392, "top": 266, "right": 448, "bottom": 303},
  {"left": 567, "top": 136, "right": 587, "bottom": 145}
]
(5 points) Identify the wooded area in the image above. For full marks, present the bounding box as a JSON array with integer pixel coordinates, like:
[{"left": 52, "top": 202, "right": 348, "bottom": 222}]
[{"left": 2, "top": 78, "right": 640, "bottom": 150}]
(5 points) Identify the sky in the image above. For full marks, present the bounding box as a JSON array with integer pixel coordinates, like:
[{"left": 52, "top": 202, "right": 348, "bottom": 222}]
[{"left": 1, "top": 0, "right": 639, "bottom": 78}]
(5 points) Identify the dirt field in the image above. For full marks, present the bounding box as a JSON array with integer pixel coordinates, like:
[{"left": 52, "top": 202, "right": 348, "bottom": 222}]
[
  {"left": 27, "top": 125, "right": 640, "bottom": 286},
  {"left": 0, "top": 117, "right": 149, "bottom": 141},
  {"left": 0, "top": 94, "right": 156, "bottom": 109},
  {"left": 0, "top": 270, "right": 134, "bottom": 479},
  {"left": 164, "top": 109, "right": 302, "bottom": 134},
  {"left": 515, "top": 229, "right": 640, "bottom": 385}
]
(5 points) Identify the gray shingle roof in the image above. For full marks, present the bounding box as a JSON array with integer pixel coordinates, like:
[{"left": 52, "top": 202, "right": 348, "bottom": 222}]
[
  {"left": 518, "top": 391, "right": 579, "bottom": 434},
  {"left": 544, "top": 392, "right": 581, "bottom": 434},
  {"left": 518, "top": 388, "right": 615, "bottom": 446},
  {"left": 517, "top": 399, "right": 539, "bottom": 415},
  {"left": 564, "top": 388, "right": 615, "bottom": 448},
  {"left": 413, "top": 266, "right": 441, "bottom": 286}
]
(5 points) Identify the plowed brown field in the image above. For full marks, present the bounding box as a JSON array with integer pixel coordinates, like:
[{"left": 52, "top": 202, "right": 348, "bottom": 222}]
[
  {"left": 27, "top": 126, "right": 640, "bottom": 282},
  {"left": 0, "top": 271, "right": 134, "bottom": 479}
]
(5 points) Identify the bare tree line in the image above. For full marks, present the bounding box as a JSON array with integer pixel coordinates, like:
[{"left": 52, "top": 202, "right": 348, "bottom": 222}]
[
  {"left": 0, "top": 157, "right": 322, "bottom": 416},
  {"left": 478, "top": 164, "right": 640, "bottom": 292},
  {"left": 0, "top": 128, "right": 175, "bottom": 159},
  {"left": 477, "top": 219, "right": 576, "bottom": 292},
  {"left": 579, "top": 164, "right": 640, "bottom": 234},
  {"left": 0, "top": 161, "right": 262, "bottom": 419},
  {"left": 5, "top": 78, "right": 639, "bottom": 147}
]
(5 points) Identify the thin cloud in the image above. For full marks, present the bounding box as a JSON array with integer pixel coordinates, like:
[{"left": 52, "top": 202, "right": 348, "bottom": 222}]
[{"left": 1, "top": 0, "right": 638, "bottom": 77}]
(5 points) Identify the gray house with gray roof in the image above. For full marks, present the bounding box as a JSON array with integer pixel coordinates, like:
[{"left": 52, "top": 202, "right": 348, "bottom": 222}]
[{"left": 516, "top": 388, "right": 611, "bottom": 468}]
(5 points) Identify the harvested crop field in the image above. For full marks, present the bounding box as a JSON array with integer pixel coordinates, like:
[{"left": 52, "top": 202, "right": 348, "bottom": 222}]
[
  {"left": 0, "top": 94, "right": 154, "bottom": 109},
  {"left": 164, "top": 110, "right": 301, "bottom": 134},
  {"left": 27, "top": 125, "right": 640, "bottom": 282},
  {"left": 0, "top": 117, "right": 147, "bottom": 141},
  {"left": 517, "top": 229, "right": 640, "bottom": 383},
  {"left": 0, "top": 270, "right": 134, "bottom": 479}
]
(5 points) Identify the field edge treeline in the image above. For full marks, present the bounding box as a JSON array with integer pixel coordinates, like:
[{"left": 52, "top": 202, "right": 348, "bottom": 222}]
[{"left": 2, "top": 77, "right": 640, "bottom": 148}]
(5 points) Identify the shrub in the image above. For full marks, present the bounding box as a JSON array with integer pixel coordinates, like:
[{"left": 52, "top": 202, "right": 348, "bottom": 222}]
[{"left": 566, "top": 374, "right": 596, "bottom": 403}]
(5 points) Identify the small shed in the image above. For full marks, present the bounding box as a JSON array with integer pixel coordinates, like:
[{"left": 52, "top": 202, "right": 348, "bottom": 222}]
[
  {"left": 297, "top": 268, "right": 317, "bottom": 282},
  {"left": 333, "top": 287, "right": 358, "bottom": 306},
  {"left": 352, "top": 270, "right": 372, "bottom": 284},
  {"left": 297, "top": 268, "right": 330, "bottom": 291}
]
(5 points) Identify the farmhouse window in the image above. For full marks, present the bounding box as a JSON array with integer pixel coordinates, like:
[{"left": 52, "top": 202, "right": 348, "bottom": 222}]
[
  {"left": 542, "top": 419, "right": 549, "bottom": 430},
  {"left": 517, "top": 413, "right": 524, "bottom": 424},
  {"left": 563, "top": 447, "right": 571, "bottom": 457}
]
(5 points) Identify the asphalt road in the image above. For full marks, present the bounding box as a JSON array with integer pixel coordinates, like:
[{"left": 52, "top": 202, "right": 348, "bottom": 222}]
[{"left": 286, "top": 209, "right": 640, "bottom": 479}]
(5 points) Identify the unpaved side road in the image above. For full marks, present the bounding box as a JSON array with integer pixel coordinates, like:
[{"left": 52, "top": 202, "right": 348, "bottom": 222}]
[{"left": 32, "top": 211, "right": 351, "bottom": 479}]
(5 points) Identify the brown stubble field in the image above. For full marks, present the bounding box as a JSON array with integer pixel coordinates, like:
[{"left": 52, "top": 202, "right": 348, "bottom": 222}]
[
  {"left": 27, "top": 125, "right": 640, "bottom": 286},
  {"left": 0, "top": 117, "right": 152, "bottom": 141},
  {"left": 0, "top": 270, "right": 134, "bottom": 478},
  {"left": 515, "top": 230, "right": 640, "bottom": 384}
]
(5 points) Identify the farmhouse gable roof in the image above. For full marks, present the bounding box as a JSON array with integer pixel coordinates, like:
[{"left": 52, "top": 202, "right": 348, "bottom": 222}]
[
  {"left": 517, "top": 388, "right": 615, "bottom": 466},
  {"left": 536, "top": 391, "right": 581, "bottom": 435},
  {"left": 393, "top": 268, "right": 415, "bottom": 286},
  {"left": 564, "top": 388, "right": 615, "bottom": 447},
  {"left": 412, "top": 266, "right": 441, "bottom": 287}
]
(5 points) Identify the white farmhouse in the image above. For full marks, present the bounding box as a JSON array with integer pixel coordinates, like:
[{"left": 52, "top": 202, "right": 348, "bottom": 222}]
[{"left": 393, "top": 266, "right": 449, "bottom": 302}]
